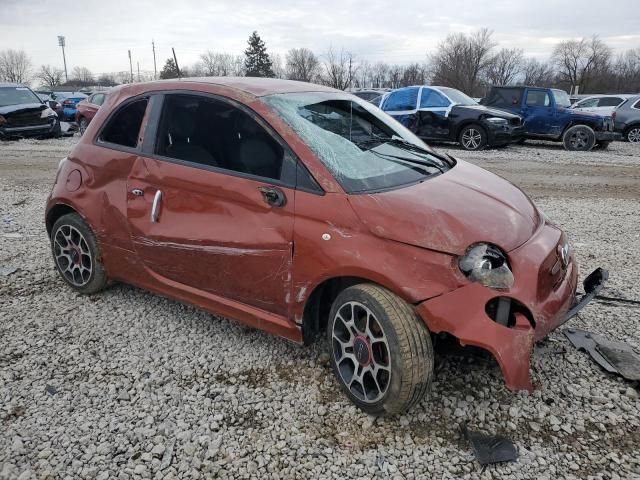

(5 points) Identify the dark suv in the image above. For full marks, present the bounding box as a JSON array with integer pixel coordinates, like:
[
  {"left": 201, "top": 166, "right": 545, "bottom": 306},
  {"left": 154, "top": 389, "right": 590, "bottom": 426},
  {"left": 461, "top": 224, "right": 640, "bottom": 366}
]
[
  {"left": 0, "top": 82, "right": 60, "bottom": 139},
  {"left": 380, "top": 86, "right": 524, "bottom": 150},
  {"left": 482, "top": 86, "right": 616, "bottom": 151},
  {"left": 612, "top": 95, "right": 640, "bottom": 143}
]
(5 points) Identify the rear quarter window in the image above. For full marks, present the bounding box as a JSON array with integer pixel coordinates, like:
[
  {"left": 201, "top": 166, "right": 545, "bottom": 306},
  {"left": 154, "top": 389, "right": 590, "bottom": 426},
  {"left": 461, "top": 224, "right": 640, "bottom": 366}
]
[
  {"left": 99, "top": 98, "right": 148, "bottom": 148},
  {"left": 382, "top": 88, "right": 419, "bottom": 111}
]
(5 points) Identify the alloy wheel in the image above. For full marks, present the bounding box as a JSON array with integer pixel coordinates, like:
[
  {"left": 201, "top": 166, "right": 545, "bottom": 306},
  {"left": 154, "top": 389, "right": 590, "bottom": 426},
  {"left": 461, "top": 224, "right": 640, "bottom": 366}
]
[
  {"left": 331, "top": 301, "right": 391, "bottom": 403},
  {"left": 461, "top": 128, "right": 482, "bottom": 149},
  {"left": 53, "top": 224, "right": 93, "bottom": 287},
  {"left": 628, "top": 128, "right": 640, "bottom": 143},
  {"left": 567, "top": 130, "right": 589, "bottom": 149}
]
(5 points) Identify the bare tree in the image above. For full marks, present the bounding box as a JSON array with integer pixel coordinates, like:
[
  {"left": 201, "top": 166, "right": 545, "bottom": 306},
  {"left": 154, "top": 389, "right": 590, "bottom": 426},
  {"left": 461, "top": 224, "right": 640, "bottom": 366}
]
[
  {"left": 321, "top": 47, "right": 357, "bottom": 90},
  {"left": 551, "top": 35, "right": 611, "bottom": 93},
  {"left": 36, "top": 64, "right": 64, "bottom": 89},
  {"left": 520, "top": 58, "right": 556, "bottom": 86},
  {"left": 71, "top": 66, "right": 94, "bottom": 84},
  {"left": 612, "top": 48, "right": 640, "bottom": 92},
  {"left": 485, "top": 48, "right": 523, "bottom": 86},
  {"left": 0, "top": 49, "right": 32, "bottom": 83},
  {"left": 430, "top": 28, "right": 496, "bottom": 96},
  {"left": 198, "top": 51, "right": 245, "bottom": 76},
  {"left": 401, "top": 63, "right": 429, "bottom": 87},
  {"left": 369, "top": 62, "right": 390, "bottom": 88},
  {"left": 285, "top": 48, "right": 320, "bottom": 82},
  {"left": 270, "top": 53, "right": 286, "bottom": 79}
]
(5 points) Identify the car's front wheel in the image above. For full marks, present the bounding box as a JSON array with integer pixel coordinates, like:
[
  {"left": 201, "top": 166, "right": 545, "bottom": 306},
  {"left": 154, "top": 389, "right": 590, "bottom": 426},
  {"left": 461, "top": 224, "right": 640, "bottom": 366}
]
[
  {"left": 625, "top": 126, "right": 640, "bottom": 143},
  {"left": 459, "top": 124, "right": 487, "bottom": 150},
  {"left": 51, "top": 213, "right": 108, "bottom": 294},
  {"left": 327, "top": 284, "right": 434, "bottom": 415},
  {"left": 562, "top": 125, "right": 596, "bottom": 151}
]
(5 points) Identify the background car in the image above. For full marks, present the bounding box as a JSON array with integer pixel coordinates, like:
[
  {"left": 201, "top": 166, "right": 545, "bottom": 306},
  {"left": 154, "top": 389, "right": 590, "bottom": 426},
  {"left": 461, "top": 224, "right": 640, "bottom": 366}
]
[
  {"left": 50, "top": 91, "right": 88, "bottom": 121},
  {"left": 612, "top": 95, "right": 640, "bottom": 143},
  {"left": 482, "top": 86, "right": 616, "bottom": 150},
  {"left": 0, "top": 82, "right": 60, "bottom": 139},
  {"left": 380, "top": 85, "right": 524, "bottom": 150},
  {"left": 570, "top": 94, "right": 633, "bottom": 116},
  {"left": 75, "top": 92, "right": 108, "bottom": 135},
  {"left": 349, "top": 88, "right": 391, "bottom": 104}
]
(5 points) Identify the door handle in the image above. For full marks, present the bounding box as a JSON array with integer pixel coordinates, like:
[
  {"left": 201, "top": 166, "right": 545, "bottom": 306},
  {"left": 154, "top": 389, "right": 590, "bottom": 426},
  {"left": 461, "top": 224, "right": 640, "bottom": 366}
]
[
  {"left": 258, "top": 186, "right": 286, "bottom": 207},
  {"left": 151, "top": 190, "right": 162, "bottom": 223},
  {"left": 131, "top": 188, "right": 144, "bottom": 197}
]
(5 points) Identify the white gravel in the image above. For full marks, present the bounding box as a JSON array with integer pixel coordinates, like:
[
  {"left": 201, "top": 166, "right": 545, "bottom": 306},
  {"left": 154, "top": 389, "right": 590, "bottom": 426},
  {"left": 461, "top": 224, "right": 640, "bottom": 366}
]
[{"left": 1, "top": 136, "right": 639, "bottom": 479}]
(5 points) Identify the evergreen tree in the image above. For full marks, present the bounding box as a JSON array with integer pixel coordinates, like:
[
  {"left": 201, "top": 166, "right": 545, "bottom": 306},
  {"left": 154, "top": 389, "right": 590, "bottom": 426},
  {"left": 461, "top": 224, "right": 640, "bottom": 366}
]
[
  {"left": 160, "top": 58, "right": 180, "bottom": 79},
  {"left": 244, "top": 31, "right": 274, "bottom": 77}
]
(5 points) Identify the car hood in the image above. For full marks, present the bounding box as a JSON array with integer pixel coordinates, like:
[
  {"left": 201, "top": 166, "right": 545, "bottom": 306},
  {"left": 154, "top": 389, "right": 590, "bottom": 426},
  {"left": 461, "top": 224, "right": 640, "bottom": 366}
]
[
  {"left": 347, "top": 160, "right": 540, "bottom": 255},
  {"left": 452, "top": 104, "right": 522, "bottom": 120},
  {"left": 0, "top": 102, "right": 47, "bottom": 117}
]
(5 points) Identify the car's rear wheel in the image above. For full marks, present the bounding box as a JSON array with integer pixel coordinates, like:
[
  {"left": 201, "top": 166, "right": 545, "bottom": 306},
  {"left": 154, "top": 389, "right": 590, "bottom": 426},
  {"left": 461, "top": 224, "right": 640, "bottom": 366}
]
[
  {"left": 562, "top": 125, "right": 596, "bottom": 151},
  {"left": 79, "top": 117, "right": 88, "bottom": 136},
  {"left": 327, "top": 284, "right": 434, "bottom": 415},
  {"left": 51, "top": 213, "right": 108, "bottom": 294},
  {"left": 625, "top": 126, "right": 640, "bottom": 143},
  {"left": 459, "top": 124, "right": 487, "bottom": 150}
]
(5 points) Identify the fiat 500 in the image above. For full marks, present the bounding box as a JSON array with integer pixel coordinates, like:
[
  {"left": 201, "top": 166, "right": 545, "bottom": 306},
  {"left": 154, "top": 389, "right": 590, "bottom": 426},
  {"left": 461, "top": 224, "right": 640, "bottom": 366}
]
[{"left": 46, "top": 78, "right": 606, "bottom": 414}]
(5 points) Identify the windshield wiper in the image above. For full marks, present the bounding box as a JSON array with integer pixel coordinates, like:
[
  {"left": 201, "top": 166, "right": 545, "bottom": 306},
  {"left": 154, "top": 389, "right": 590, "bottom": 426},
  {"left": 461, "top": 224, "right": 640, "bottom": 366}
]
[{"left": 368, "top": 148, "right": 444, "bottom": 174}]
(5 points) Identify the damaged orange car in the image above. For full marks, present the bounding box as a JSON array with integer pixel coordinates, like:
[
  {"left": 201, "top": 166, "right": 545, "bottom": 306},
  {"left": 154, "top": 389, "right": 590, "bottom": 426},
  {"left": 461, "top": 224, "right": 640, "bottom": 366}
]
[{"left": 45, "top": 78, "right": 607, "bottom": 414}]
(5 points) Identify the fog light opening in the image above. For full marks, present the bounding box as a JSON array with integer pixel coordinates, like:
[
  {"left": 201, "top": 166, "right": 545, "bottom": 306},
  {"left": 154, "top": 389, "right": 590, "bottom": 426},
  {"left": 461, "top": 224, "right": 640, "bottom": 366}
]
[{"left": 486, "top": 297, "right": 535, "bottom": 328}]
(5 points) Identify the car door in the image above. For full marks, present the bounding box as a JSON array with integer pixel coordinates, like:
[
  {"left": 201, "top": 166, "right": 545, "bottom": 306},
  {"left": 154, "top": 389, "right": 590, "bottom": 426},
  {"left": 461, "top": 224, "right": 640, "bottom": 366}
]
[
  {"left": 522, "top": 89, "right": 554, "bottom": 135},
  {"left": 380, "top": 87, "right": 420, "bottom": 128},
  {"left": 414, "top": 87, "right": 452, "bottom": 140},
  {"left": 125, "top": 92, "right": 296, "bottom": 317}
]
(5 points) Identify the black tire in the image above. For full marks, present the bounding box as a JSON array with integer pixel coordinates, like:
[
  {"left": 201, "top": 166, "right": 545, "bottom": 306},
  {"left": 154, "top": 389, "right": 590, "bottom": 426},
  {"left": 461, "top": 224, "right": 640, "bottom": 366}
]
[
  {"left": 515, "top": 137, "right": 526, "bottom": 145},
  {"left": 50, "top": 213, "right": 108, "bottom": 294},
  {"left": 625, "top": 126, "right": 640, "bottom": 143},
  {"left": 458, "top": 124, "right": 487, "bottom": 151},
  {"left": 562, "top": 125, "right": 596, "bottom": 151},
  {"left": 78, "top": 117, "right": 88, "bottom": 136},
  {"left": 327, "top": 284, "right": 434, "bottom": 415}
]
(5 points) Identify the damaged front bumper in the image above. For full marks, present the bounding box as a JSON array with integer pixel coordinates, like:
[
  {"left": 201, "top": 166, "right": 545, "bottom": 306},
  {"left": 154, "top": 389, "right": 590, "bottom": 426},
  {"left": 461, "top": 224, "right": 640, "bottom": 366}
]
[{"left": 416, "top": 225, "right": 607, "bottom": 392}]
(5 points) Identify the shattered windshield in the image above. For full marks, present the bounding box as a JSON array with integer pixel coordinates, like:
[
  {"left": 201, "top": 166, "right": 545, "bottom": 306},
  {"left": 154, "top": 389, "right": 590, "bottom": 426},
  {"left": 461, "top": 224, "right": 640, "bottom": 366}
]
[
  {"left": 262, "top": 92, "right": 452, "bottom": 193},
  {"left": 0, "top": 86, "right": 42, "bottom": 107},
  {"left": 552, "top": 89, "right": 572, "bottom": 108},
  {"left": 438, "top": 87, "right": 477, "bottom": 106}
]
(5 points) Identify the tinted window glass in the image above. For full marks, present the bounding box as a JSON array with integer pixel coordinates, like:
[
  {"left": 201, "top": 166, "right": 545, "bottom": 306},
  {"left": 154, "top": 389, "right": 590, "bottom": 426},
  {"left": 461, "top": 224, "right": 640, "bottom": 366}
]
[
  {"left": 525, "top": 90, "right": 550, "bottom": 107},
  {"left": 634, "top": 100, "right": 640, "bottom": 109},
  {"left": 598, "top": 97, "right": 622, "bottom": 107},
  {"left": 100, "top": 98, "right": 148, "bottom": 147},
  {"left": 419, "top": 88, "right": 450, "bottom": 108},
  {"left": 482, "top": 88, "right": 522, "bottom": 108},
  {"left": 155, "top": 94, "right": 284, "bottom": 181},
  {"left": 382, "top": 87, "right": 419, "bottom": 111}
]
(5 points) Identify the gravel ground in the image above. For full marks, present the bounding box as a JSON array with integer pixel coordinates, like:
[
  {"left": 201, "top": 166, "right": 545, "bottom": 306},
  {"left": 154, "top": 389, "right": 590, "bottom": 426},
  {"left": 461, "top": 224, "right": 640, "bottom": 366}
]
[{"left": 1, "top": 136, "right": 639, "bottom": 480}]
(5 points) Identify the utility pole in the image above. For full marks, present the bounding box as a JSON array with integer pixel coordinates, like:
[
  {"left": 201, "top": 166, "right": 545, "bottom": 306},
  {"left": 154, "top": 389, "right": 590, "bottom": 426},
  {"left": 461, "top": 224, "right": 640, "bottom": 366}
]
[
  {"left": 152, "top": 40, "right": 157, "bottom": 80},
  {"left": 137, "top": 62, "right": 140, "bottom": 82},
  {"left": 57, "top": 36, "right": 68, "bottom": 83},
  {"left": 172, "top": 48, "right": 181, "bottom": 79},
  {"left": 128, "top": 50, "right": 133, "bottom": 83}
]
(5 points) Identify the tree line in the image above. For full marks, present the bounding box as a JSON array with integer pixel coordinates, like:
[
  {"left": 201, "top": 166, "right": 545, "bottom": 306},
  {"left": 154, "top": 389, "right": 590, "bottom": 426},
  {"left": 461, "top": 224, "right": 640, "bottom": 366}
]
[{"left": 2, "top": 29, "right": 639, "bottom": 96}]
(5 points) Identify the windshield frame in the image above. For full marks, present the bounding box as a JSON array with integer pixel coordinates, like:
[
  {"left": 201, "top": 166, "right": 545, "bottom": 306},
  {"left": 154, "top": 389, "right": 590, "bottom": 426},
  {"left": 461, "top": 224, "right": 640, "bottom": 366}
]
[
  {"left": 261, "top": 91, "right": 453, "bottom": 194},
  {"left": 436, "top": 87, "right": 478, "bottom": 106},
  {"left": 552, "top": 89, "right": 572, "bottom": 108},
  {"left": 0, "top": 86, "right": 43, "bottom": 108}
]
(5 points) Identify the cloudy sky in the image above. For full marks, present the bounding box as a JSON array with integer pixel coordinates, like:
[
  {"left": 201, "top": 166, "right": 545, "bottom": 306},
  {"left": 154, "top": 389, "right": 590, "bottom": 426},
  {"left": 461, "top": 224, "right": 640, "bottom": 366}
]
[{"left": 1, "top": 0, "right": 639, "bottom": 76}]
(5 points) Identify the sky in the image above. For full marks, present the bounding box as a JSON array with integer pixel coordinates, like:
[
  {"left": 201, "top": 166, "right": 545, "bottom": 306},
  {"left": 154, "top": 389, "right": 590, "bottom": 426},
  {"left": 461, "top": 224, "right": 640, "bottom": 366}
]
[{"left": 1, "top": 0, "right": 639, "bottom": 77}]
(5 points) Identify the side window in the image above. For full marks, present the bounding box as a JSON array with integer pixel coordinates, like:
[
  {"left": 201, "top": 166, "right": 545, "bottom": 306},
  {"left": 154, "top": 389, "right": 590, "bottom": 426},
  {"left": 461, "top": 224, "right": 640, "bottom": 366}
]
[
  {"left": 525, "top": 90, "right": 550, "bottom": 107},
  {"left": 483, "top": 88, "right": 522, "bottom": 107},
  {"left": 577, "top": 98, "right": 599, "bottom": 108},
  {"left": 100, "top": 98, "right": 148, "bottom": 148},
  {"left": 419, "top": 88, "right": 450, "bottom": 108},
  {"left": 598, "top": 97, "right": 622, "bottom": 107},
  {"left": 155, "top": 94, "right": 285, "bottom": 181},
  {"left": 634, "top": 100, "right": 640, "bottom": 110},
  {"left": 92, "top": 93, "right": 105, "bottom": 106},
  {"left": 382, "top": 87, "right": 419, "bottom": 111}
]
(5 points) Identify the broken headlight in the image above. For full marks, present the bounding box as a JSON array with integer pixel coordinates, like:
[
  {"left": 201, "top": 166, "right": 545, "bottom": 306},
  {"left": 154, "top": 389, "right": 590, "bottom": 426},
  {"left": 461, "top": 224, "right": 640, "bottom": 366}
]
[{"left": 458, "top": 243, "right": 514, "bottom": 290}]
